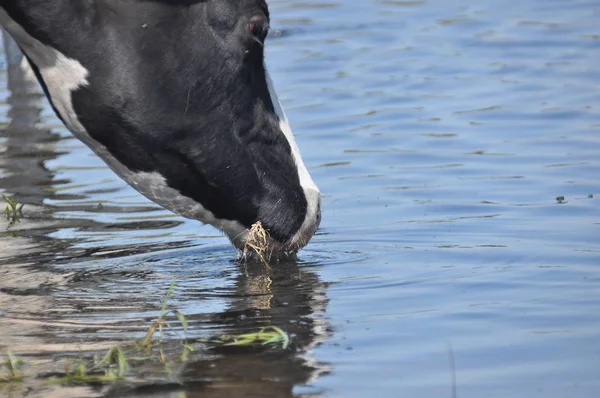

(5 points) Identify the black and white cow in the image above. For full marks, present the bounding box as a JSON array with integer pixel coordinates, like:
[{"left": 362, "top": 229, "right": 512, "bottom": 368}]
[{"left": 0, "top": 0, "right": 321, "bottom": 253}]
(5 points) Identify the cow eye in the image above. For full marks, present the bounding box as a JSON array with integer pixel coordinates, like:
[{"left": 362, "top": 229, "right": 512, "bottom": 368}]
[{"left": 248, "top": 14, "right": 268, "bottom": 42}]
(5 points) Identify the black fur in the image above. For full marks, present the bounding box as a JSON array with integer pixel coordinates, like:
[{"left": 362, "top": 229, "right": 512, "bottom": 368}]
[{"left": 1, "top": 0, "right": 308, "bottom": 243}]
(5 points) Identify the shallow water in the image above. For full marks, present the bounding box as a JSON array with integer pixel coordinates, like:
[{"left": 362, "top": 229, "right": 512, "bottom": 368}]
[{"left": 1, "top": 0, "right": 599, "bottom": 397}]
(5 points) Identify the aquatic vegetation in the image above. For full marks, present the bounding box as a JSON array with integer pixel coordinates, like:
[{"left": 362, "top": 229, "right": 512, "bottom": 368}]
[
  {"left": 206, "top": 326, "right": 290, "bottom": 350},
  {"left": 139, "top": 279, "right": 189, "bottom": 347},
  {"left": 0, "top": 353, "right": 25, "bottom": 383},
  {"left": 2, "top": 279, "right": 291, "bottom": 387},
  {"left": 48, "top": 346, "right": 129, "bottom": 384},
  {"left": 3, "top": 195, "right": 23, "bottom": 227}
]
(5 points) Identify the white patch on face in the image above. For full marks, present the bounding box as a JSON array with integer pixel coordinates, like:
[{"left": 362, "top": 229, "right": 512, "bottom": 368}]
[
  {"left": 0, "top": 9, "right": 89, "bottom": 135},
  {"left": 265, "top": 68, "right": 322, "bottom": 248}
]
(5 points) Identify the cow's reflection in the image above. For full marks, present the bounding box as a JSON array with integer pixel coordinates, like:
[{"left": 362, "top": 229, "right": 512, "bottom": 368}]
[
  {"left": 183, "top": 260, "right": 332, "bottom": 397},
  {"left": 1, "top": 28, "right": 57, "bottom": 206}
]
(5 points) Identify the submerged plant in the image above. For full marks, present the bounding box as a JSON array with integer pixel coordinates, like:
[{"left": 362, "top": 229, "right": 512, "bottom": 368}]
[
  {"left": 207, "top": 326, "right": 290, "bottom": 350},
  {"left": 139, "top": 279, "right": 188, "bottom": 347},
  {"left": 138, "top": 279, "right": 291, "bottom": 352},
  {"left": 97, "top": 346, "right": 129, "bottom": 379},
  {"left": 3, "top": 195, "right": 24, "bottom": 227},
  {"left": 7, "top": 279, "right": 290, "bottom": 388},
  {"left": 48, "top": 346, "right": 129, "bottom": 384},
  {"left": 0, "top": 353, "right": 25, "bottom": 383}
]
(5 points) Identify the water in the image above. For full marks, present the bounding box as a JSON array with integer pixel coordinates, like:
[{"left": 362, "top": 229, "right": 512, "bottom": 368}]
[{"left": 1, "top": 0, "right": 599, "bottom": 397}]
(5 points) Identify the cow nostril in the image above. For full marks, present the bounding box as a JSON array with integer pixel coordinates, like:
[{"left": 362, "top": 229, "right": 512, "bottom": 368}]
[{"left": 248, "top": 14, "right": 268, "bottom": 41}]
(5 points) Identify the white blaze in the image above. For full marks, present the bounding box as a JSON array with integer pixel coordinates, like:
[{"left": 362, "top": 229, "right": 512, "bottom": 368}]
[{"left": 265, "top": 68, "right": 321, "bottom": 247}]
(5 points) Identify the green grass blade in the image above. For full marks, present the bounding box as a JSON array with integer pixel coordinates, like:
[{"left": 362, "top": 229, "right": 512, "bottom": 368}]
[{"left": 175, "top": 311, "right": 188, "bottom": 332}]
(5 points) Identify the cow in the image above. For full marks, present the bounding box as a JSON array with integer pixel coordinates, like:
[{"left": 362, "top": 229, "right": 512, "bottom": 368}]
[{"left": 0, "top": 0, "right": 322, "bottom": 256}]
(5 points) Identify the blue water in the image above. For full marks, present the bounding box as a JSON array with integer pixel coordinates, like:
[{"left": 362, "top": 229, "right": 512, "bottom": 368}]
[{"left": 1, "top": 0, "right": 599, "bottom": 397}]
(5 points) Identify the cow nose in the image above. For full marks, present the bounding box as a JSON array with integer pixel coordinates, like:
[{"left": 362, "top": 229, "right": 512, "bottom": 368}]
[
  {"left": 286, "top": 187, "right": 321, "bottom": 250},
  {"left": 248, "top": 14, "right": 268, "bottom": 41},
  {"left": 232, "top": 188, "right": 321, "bottom": 256}
]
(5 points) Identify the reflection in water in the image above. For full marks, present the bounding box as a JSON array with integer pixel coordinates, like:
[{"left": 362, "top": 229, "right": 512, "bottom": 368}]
[
  {"left": 93, "top": 258, "right": 333, "bottom": 397},
  {"left": 3, "top": 248, "right": 332, "bottom": 397},
  {"left": 1, "top": 29, "right": 56, "bottom": 215},
  {"left": 0, "top": 30, "right": 81, "bottom": 398},
  {"left": 0, "top": 34, "right": 84, "bottom": 395},
  {"left": 0, "top": 29, "right": 81, "bottom": 265},
  {"left": 2, "top": 28, "right": 43, "bottom": 130},
  {"left": 0, "top": 29, "right": 61, "bottom": 328},
  {"left": 179, "top": 261, "right": 331, "bottom": 398}
]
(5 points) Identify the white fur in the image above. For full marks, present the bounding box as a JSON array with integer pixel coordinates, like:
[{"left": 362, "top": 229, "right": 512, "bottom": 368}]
[
  {"left": 265, "top": 69, "right": 322, "bottom": 246},
  {"left": 265, "top": 70, "right": 319, "bottom": 193}
]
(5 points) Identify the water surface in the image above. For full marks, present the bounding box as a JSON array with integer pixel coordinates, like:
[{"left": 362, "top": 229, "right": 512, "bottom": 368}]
[{"left": 1, "top": 0, "right": 599, "bottom": 397}]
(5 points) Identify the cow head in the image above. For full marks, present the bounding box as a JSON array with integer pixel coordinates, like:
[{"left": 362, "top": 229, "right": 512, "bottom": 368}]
[{"left": 0, "top": 0, "right": 322, "bottom": 255}]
